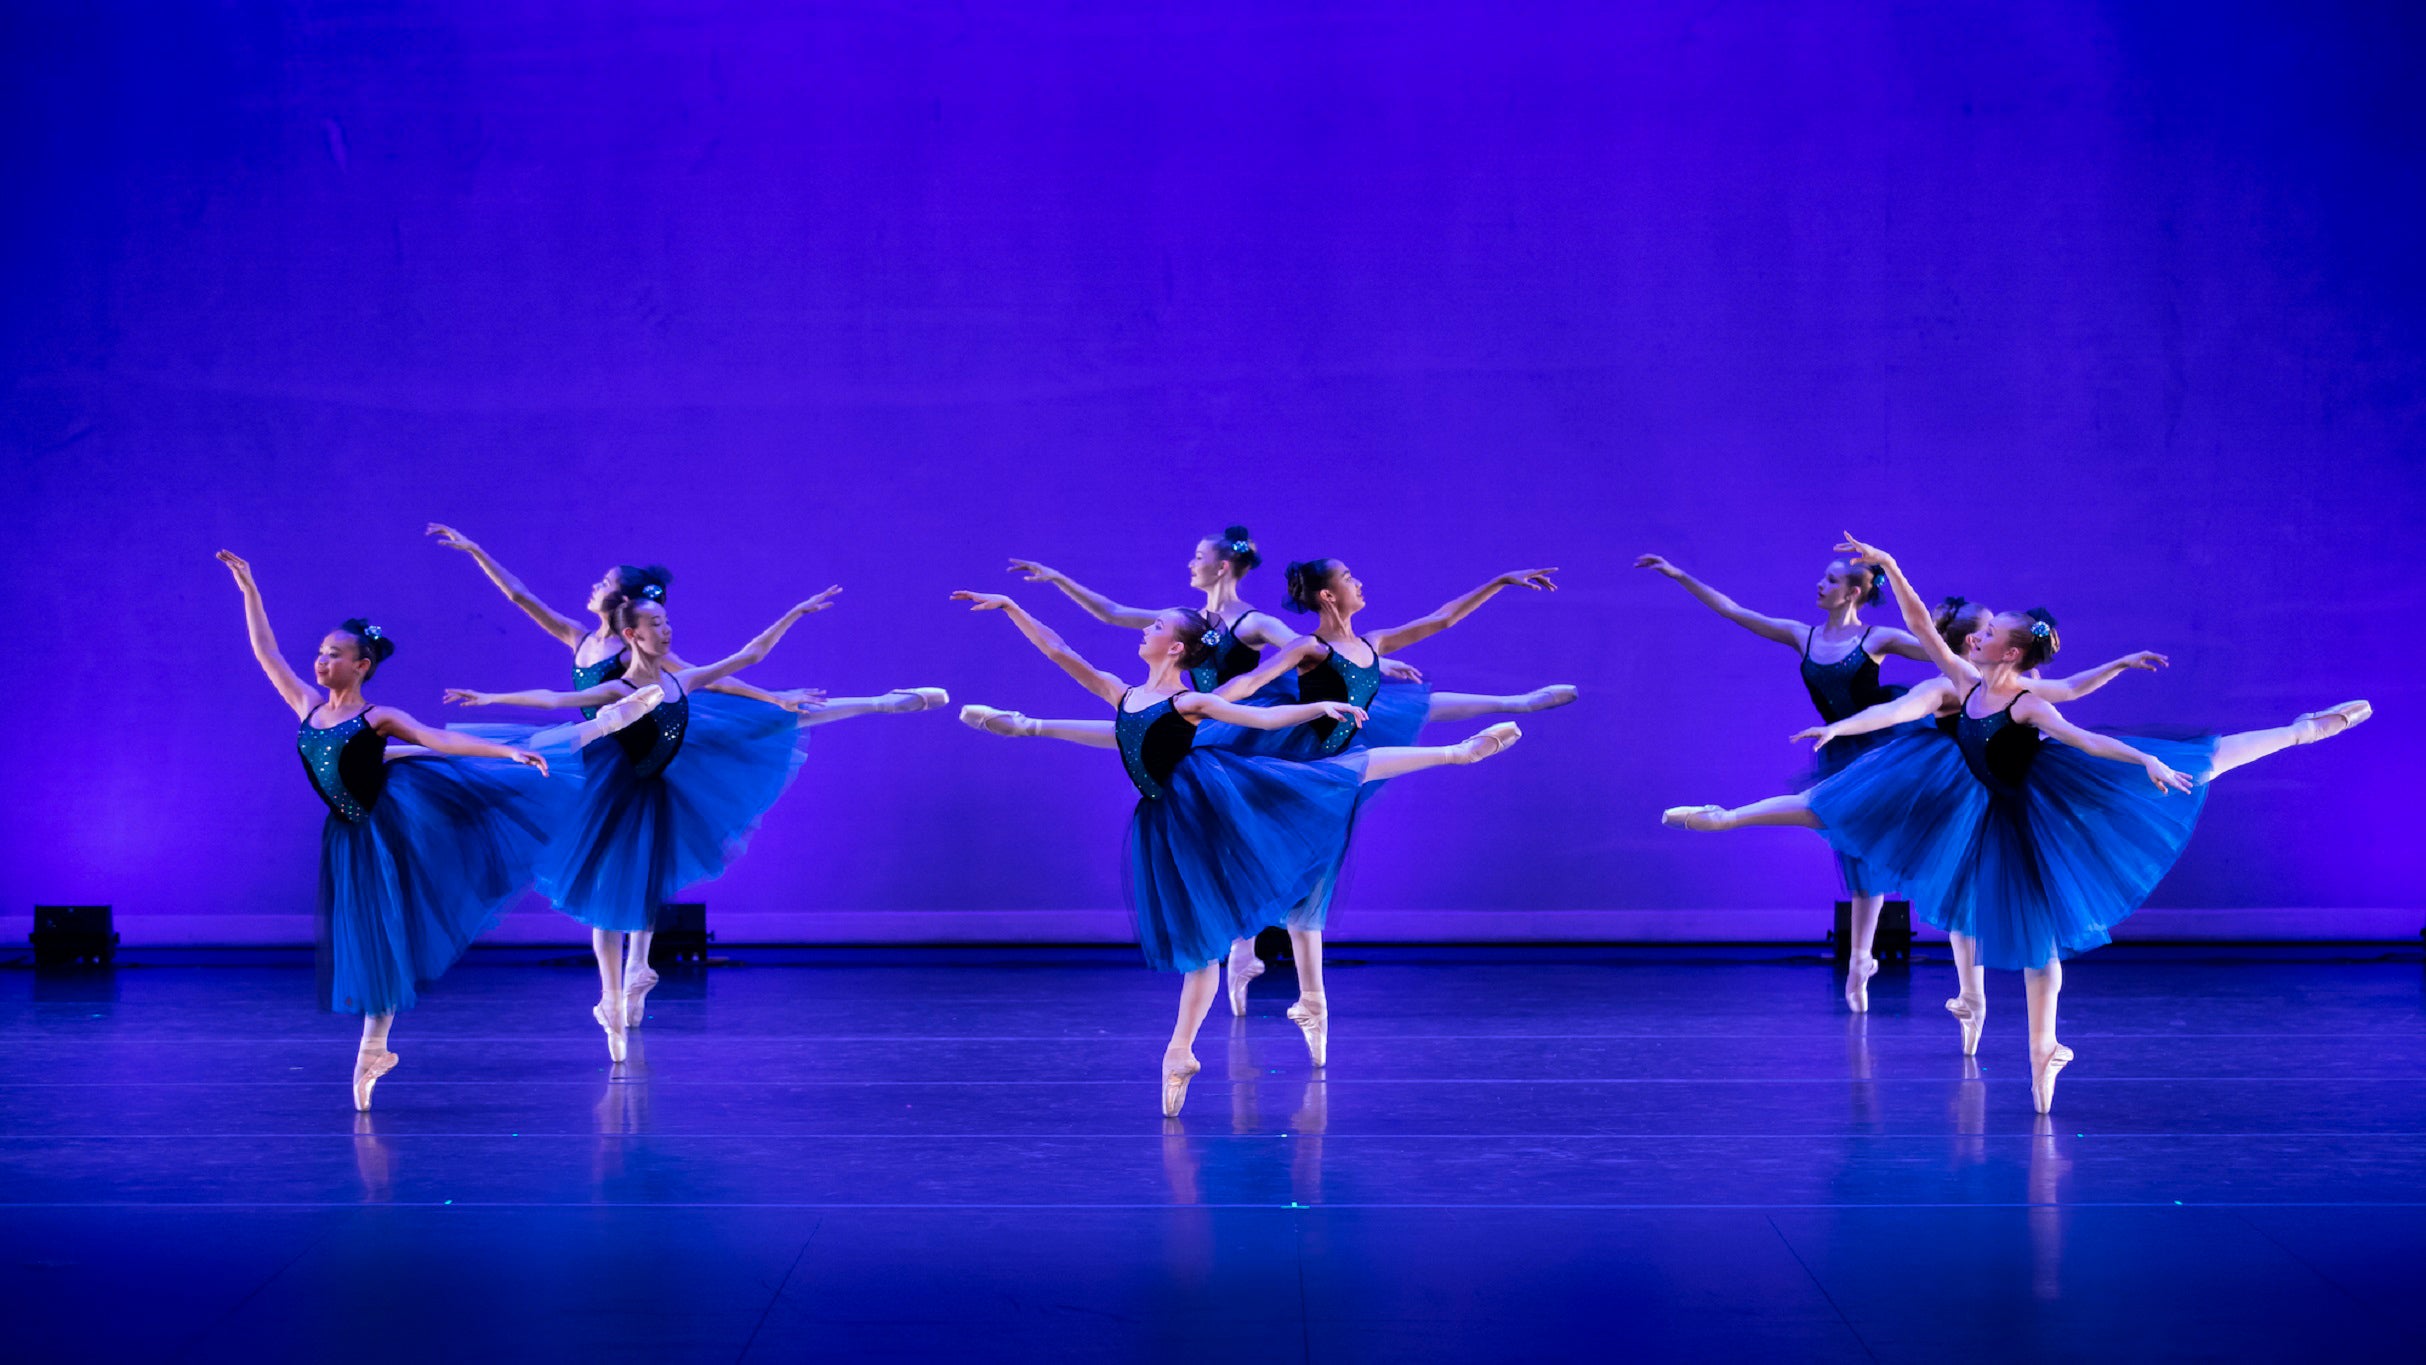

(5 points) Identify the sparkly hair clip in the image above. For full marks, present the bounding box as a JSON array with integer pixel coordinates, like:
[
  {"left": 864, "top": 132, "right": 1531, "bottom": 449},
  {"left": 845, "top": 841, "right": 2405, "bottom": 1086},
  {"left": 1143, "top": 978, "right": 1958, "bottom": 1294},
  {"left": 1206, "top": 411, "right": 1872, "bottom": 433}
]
[
  {"left": 2029, "top": 620, "right": 2053, "bottom": 639},
  {"left": 640, "top": 583, "right": 666, "bottom": 602},
  {"left": 363, "top": 624, "right": 385, "bottom": 640}
]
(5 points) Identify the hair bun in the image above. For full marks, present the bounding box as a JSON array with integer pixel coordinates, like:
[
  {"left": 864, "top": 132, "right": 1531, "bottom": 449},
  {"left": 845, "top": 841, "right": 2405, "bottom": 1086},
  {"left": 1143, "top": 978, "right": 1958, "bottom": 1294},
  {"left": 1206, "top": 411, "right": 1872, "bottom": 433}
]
[
  {"left": 339, "top": 617, "right": 396, "bottom": 663},
  {"left": 1223, "top": 524, "right": 1252, "bottom": 542}
]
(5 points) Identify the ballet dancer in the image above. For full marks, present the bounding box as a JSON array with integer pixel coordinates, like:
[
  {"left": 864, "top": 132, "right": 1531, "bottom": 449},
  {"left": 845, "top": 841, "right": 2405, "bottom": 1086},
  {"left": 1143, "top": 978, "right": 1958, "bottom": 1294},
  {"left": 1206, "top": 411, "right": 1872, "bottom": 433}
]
[
  {"left": 1636, "top": 553, "right": 2166, "bottom": 1010},
  {"left": 219, "top": 550, "right": 658, "bottom": 1110},
  {"left": 949, "top": 589, "right": 1524, "bottom": 1116},
  {"left": 1660, "top": 536, "right": 2369, "bottom": 1112},
  {"left": 446, "top": 586, "right": 914, "bottom": 1061}
]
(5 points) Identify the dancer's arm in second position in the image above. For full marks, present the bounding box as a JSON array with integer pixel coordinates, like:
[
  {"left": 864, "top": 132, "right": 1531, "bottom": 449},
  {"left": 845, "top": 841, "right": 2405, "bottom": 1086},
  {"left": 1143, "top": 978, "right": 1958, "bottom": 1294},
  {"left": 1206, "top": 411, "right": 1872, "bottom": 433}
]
[
  {"left": 1634, "top": 556, "right": 1806, "bottom": 649},
  {"left": 2024, "top": 651, "right": 2168, "bottom": 702},
  {"left": 664, "top": 590, "right": 843, "bottom": 692},
  {"left": 1366, "top": 569, "right": 1560, "bottom": 656},
  {"left": 1793, "top": 676, "right": 1959, "bottom": 746},
  {"left": 1006, "top": 560, "right": 1160, "bottom": 629},
  {"left": 2012, "top": 693, "right": 2196, "bottom": 793}
]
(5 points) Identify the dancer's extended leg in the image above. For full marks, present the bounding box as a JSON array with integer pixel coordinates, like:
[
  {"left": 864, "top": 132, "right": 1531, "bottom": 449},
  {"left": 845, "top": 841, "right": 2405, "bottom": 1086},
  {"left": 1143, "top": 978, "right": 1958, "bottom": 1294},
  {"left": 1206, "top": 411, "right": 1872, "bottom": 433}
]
[
  {"left": 1425, "top": 686, "right": 1578, "bottom": 723},
  {"left": 1660, "top": 794, "right": 1822, "bottom": 831},
  {"left": 1163, "top": 963, "right": 1221, "bottom": 1117},
  {"left": 2205, "top": 701, "right": 2370, "bottom": 779},
  {"left": 799, "top": 688, "right": 952, "bottom": 727},
  {"left": 2024, "top": 957, "right": 2070, "bottom": 1114},
  {"left": 1355, "top": 721, "right": 1524, "bottom": 781},
  {"left": 353, "top": 1012, "right": 398, "bottom": 1112}
]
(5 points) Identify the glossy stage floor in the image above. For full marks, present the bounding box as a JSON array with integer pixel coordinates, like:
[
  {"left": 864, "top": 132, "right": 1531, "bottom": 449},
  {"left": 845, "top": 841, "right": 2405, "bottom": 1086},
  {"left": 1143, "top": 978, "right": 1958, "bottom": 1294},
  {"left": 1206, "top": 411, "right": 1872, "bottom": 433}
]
[{"left": 2, "top": 944, "right": 2421, "bottom": 1363}]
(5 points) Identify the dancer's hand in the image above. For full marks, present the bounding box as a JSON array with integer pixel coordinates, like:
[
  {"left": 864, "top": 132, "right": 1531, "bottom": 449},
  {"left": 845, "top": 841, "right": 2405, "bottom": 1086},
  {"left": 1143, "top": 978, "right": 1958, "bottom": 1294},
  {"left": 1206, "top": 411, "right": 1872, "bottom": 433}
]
[
  {"left": 1378, "top": 657, "right": 1425, "bottom": 683},
  {"left": 952, "top": 590, "right": 1014, "bottom": 612},
  {"left": 2143, "top": 757, "right": 2194, "bottom": 794},
  {"left": 442, "top": 689, "right": 494, "bottom": 707},
  {"left": 1633, "top": 554, "right": 1685, "bottom": 579},
  {"left": 425, "top": 523, "right": 479, "bottom": 554},
  {"left": 1792, "top": 723, "right": 1840, "bottom": 749},
  {"left": 1006, "top": 559, "right": 1063, "bottom": 584},
  {"left": 2119, "top": 651, "right": 2169, "bottom": 671},
  {"left": 1836, "top": 535, "right": 1896, "bottom": 571},
  {"left": 510, "top": 749, "right": 549, "bottom": 776},
  {"left": 1496, "top": 568, "right": 1560, "bottom": 592},
  {"left": 215, "top": 549, "right": 256, "bottom": 587},
  {"left": 1308, "top": 701, "right": 1368, "bottom": 725},
  {"left": 788, "top": 587, "right": 843, "bottom": 619}
]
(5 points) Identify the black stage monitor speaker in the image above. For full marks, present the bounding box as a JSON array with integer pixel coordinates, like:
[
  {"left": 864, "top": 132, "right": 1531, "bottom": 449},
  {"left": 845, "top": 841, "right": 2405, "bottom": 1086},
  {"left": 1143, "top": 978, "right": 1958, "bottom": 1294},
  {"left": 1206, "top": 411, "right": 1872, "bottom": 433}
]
[
  {"left": 1832, "top": 900, "right": 1911, "bottom": 963},
  {"left": 650, "top": 903, "right": 711, "bottom": 966},
  {"left": 32, "top": 905, "right": 118, "bottom": 967}
]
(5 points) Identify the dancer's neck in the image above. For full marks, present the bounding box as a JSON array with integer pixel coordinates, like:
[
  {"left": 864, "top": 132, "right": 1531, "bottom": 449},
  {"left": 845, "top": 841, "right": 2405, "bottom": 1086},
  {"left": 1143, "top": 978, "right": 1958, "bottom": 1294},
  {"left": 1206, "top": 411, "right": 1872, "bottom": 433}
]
[
  {"left": 1199, "top": 582, "right": 1245, "bottom": 620},
  {"left": 323, "top": 685, "right": 368, "bottom": 714}
]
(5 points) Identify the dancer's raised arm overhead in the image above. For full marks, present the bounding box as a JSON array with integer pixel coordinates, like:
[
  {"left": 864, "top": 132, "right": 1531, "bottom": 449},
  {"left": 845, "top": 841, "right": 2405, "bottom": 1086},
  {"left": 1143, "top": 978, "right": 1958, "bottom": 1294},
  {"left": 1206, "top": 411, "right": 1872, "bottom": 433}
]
[
  {"left": 950, "top": 585, "right": 1524, "bottom": 1117},
  {"left": 426, "top": 524, "right": 822, "bottom": 712}
]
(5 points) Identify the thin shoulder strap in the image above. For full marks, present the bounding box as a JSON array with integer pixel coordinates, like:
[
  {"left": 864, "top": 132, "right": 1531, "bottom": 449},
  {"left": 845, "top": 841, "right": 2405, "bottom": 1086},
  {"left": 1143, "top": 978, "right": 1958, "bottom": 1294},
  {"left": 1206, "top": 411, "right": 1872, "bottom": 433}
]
[
  {"left": 1857, "top": 626, "right": 1873, "bottom": 648},
  {"left": 1803, "top": 626, "right": 1817, "bottom": 657},
  {"left": 1961, "top": 682, "right": 1982, "bottom": 712}
]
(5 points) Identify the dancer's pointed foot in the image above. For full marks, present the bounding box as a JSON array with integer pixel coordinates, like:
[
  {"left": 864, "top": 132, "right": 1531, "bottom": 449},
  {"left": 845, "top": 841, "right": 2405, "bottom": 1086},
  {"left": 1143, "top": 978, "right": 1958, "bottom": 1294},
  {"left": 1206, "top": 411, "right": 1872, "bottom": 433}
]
[
  {"left": 1660, "top": 804, "right": 1731, "bottom": 831},
  {"left": 352, "top": 1048, "right": 399, "bottom": 1112},
  {"left": 622, "top": 964, "right": 660, "bottom": 1029},
  {"left": 593, "top": 684, "right": 666, "bottom": 734},
  {"left": 883, "top": 687, "right": 953, "bottom": 714},
  {"left": 1160, "top": 1049, "right": 1202, "bottom": 1118},
  {"left": 593, "top": 1001, "right": 628, "bottom": 1063},
  {"left": 1225, "top": 939, "right": 1265, "bottom": 1016},
  {"left": 2031, "top": 1042, "right": 2074, "bottom": 1114},
  {"left": 2294, "top": 700, "right": 2371, "bottom": 744},
  {"left": 1286, "top": 995, "right": 1330, "bottom": 1068},
  {"left": 1524, "top": 684, "right": 1580, "bottom": 712},
  {"left": 1946, "top": 993, "right": 1986, "bottom": 1056},
  {"left": 1457, "top": 722, "right": 1523, "bottom": 763},
  {"left": 1845, "top": 956, "right": 1879, "bottom": 1013},
  {"left": 959, "top": 704, "right": 1036, "bottom": 737}
]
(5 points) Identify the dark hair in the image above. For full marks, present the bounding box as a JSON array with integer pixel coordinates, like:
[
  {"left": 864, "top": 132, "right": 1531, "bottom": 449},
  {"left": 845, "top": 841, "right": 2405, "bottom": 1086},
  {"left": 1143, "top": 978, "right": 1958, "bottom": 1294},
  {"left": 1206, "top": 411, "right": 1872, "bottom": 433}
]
[
  {"left": 1283, "top": 558, "right": 1342, "bottom": 614},
  {"left": 601, "top": 564, "right": 673, "bottom": 617},
  {"left": 1207, "top": 525, "right": 1262, "bottom": 574},
  {"left": 1932, "top": 595, "right": 1987, "bottom": 653},
  {"left": 1863, "top": 564, "right": 1888, "bottom": 606},
  {"left": 610, "top": 594, "right": 668, "bottom": 635},
  {"left": 1168, "top": 608, "right": 1217, "bottom": 668},
  {"left": 336, "top": 617, "right": 395, "bottom": 676},
  {"left": 2016, "top": 607, "right": 2061, "bottom": 670}
]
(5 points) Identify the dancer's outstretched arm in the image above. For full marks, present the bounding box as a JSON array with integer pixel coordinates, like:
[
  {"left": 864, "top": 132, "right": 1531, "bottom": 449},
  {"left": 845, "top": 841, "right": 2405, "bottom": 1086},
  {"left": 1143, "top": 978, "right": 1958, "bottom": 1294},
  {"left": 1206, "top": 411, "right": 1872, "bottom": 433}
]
[
  {"left": 1794, "top": 677, "right": 1957, "bottom": 746},
  {"left": 1006, "top": 560, "right": 1158, "bottom": 628},
  {"left": 1178, "top": 695, "right": 1367, "bottom": 731},
  {"left": 660, "top": 652, "right": 825, "bottom": 711},
  {"left": 952, "top": 592, "right": 1127, "bottom": 705},
  {"left": 1234, "top": 611, "right": 1421, "bottom": 681},
  {"left": 443, "top": 681, "right": 634, "bottom": 712},
  {"left": 669, "top": 589, "right": 842, "bottom": 691},
  {"left": 1634, "top": 555, "right": 1803, "bottom": 648},
  {"left": 2012, "top": 693, "right": 2194, "bottom": 792},
  {"left": 1367, "top": 568, "right": 1560, "bottom": 655},
  {"left": 1871, "top": 628, "right": 1938, "bottom": 662},
  {"left": 1839, "top": 536, "right": 1978, "bottom": 690},
  {"left": 1212, "top": 637, "right": 1327, "bottom": 702},
  {"left": 216, "top": 551, "right": 317, "bottom": 719},
  {"left": 366, "top": 706, "right": 550, "bottom": 772},
  {"left": 2026, "top": 651, "right": 2168, "bottom": 702},
  {"left": 426, "top": 524, "right": 586, "bottom": 647}
]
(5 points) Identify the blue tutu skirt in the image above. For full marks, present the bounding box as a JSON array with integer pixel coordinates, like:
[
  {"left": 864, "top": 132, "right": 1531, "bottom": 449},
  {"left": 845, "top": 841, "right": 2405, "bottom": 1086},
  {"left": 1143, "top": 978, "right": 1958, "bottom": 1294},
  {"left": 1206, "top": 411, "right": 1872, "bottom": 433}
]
[
  {"left": 1795, "top": 719, "right": 1932, "bottom": 899},
  {"left": 529, "top": 694, "right": 809, "bottom": 932},
  {"left": 1195, "top": 677, "right": 1434, "bottom": 930},
  {"left": 1124, "top": 748, "right": 1367, "bottom": 971},
  {"left": 319, "top": 754, "right": 566, "bottom": 1016},
  {"left": 1808, "top": 730, "right": 2218, "bottom": 971}
]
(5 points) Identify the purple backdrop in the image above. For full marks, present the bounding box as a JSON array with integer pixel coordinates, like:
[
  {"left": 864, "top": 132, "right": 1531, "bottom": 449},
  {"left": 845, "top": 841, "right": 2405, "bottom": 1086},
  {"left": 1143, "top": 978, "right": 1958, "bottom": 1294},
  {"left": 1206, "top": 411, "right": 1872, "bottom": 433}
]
[{"left": 8, "top": 2, "right": 2421, "bottom": 943}]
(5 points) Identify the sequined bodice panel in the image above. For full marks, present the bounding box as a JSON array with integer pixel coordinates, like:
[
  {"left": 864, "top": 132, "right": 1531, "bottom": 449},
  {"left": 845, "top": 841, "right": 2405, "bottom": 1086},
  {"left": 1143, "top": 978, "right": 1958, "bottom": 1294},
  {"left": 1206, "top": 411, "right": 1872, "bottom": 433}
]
[
  {"left": 1187, "top": 612, "right": 1264, "bottom": 693},
  {"left": 1297, "top": 637, "right": 1381, "bottom": 754},
  {"left": 1116, "top": 691, "right": 1196, "bottom": 799},
  {"left": 1954, "top": 688, "right": 2038, "bottom": 792},
  {"left": 298, "top": 708, "right": 387, "bottom": 823},
  {"left": 1801, "top": 628, "right": 1886, "bottom": 724},
  {"left": 612, "top": 675, "right": 689, "bottom": 779},
  {"left": 573, "top": 646, "right": 630, "bottom": 720}
]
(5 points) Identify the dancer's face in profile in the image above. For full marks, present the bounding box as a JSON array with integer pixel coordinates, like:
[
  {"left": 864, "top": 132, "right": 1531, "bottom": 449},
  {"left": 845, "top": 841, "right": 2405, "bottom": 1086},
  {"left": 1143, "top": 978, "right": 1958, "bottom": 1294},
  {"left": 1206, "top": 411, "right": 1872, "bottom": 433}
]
[
  {"left": 1137, "top": 610, "right": 1197, "bottom": 667},
  {"left": 1944, "top": 604, "right": 1993, "bottom": 656},
  {"left": 587, "top": 569, "right": 622, "bottom": 614},
  {"left": 1966, "top": 613, "right": 2034, "bottom": 669},
  {"left": 1312, "top": 563, "right": 1365, "bottom": 616},
  {"left": 620, "top": 601, "right": 672, "bottom": 660},
  {"left": 314, "top": 632, "right": 375, "bottom": 690},
  {"left": 1815, "top": 560, "right": 1871, "bottom": 611},
  {"left": 1186, "top": 540, "right": 1229, "bottom": 592}
]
